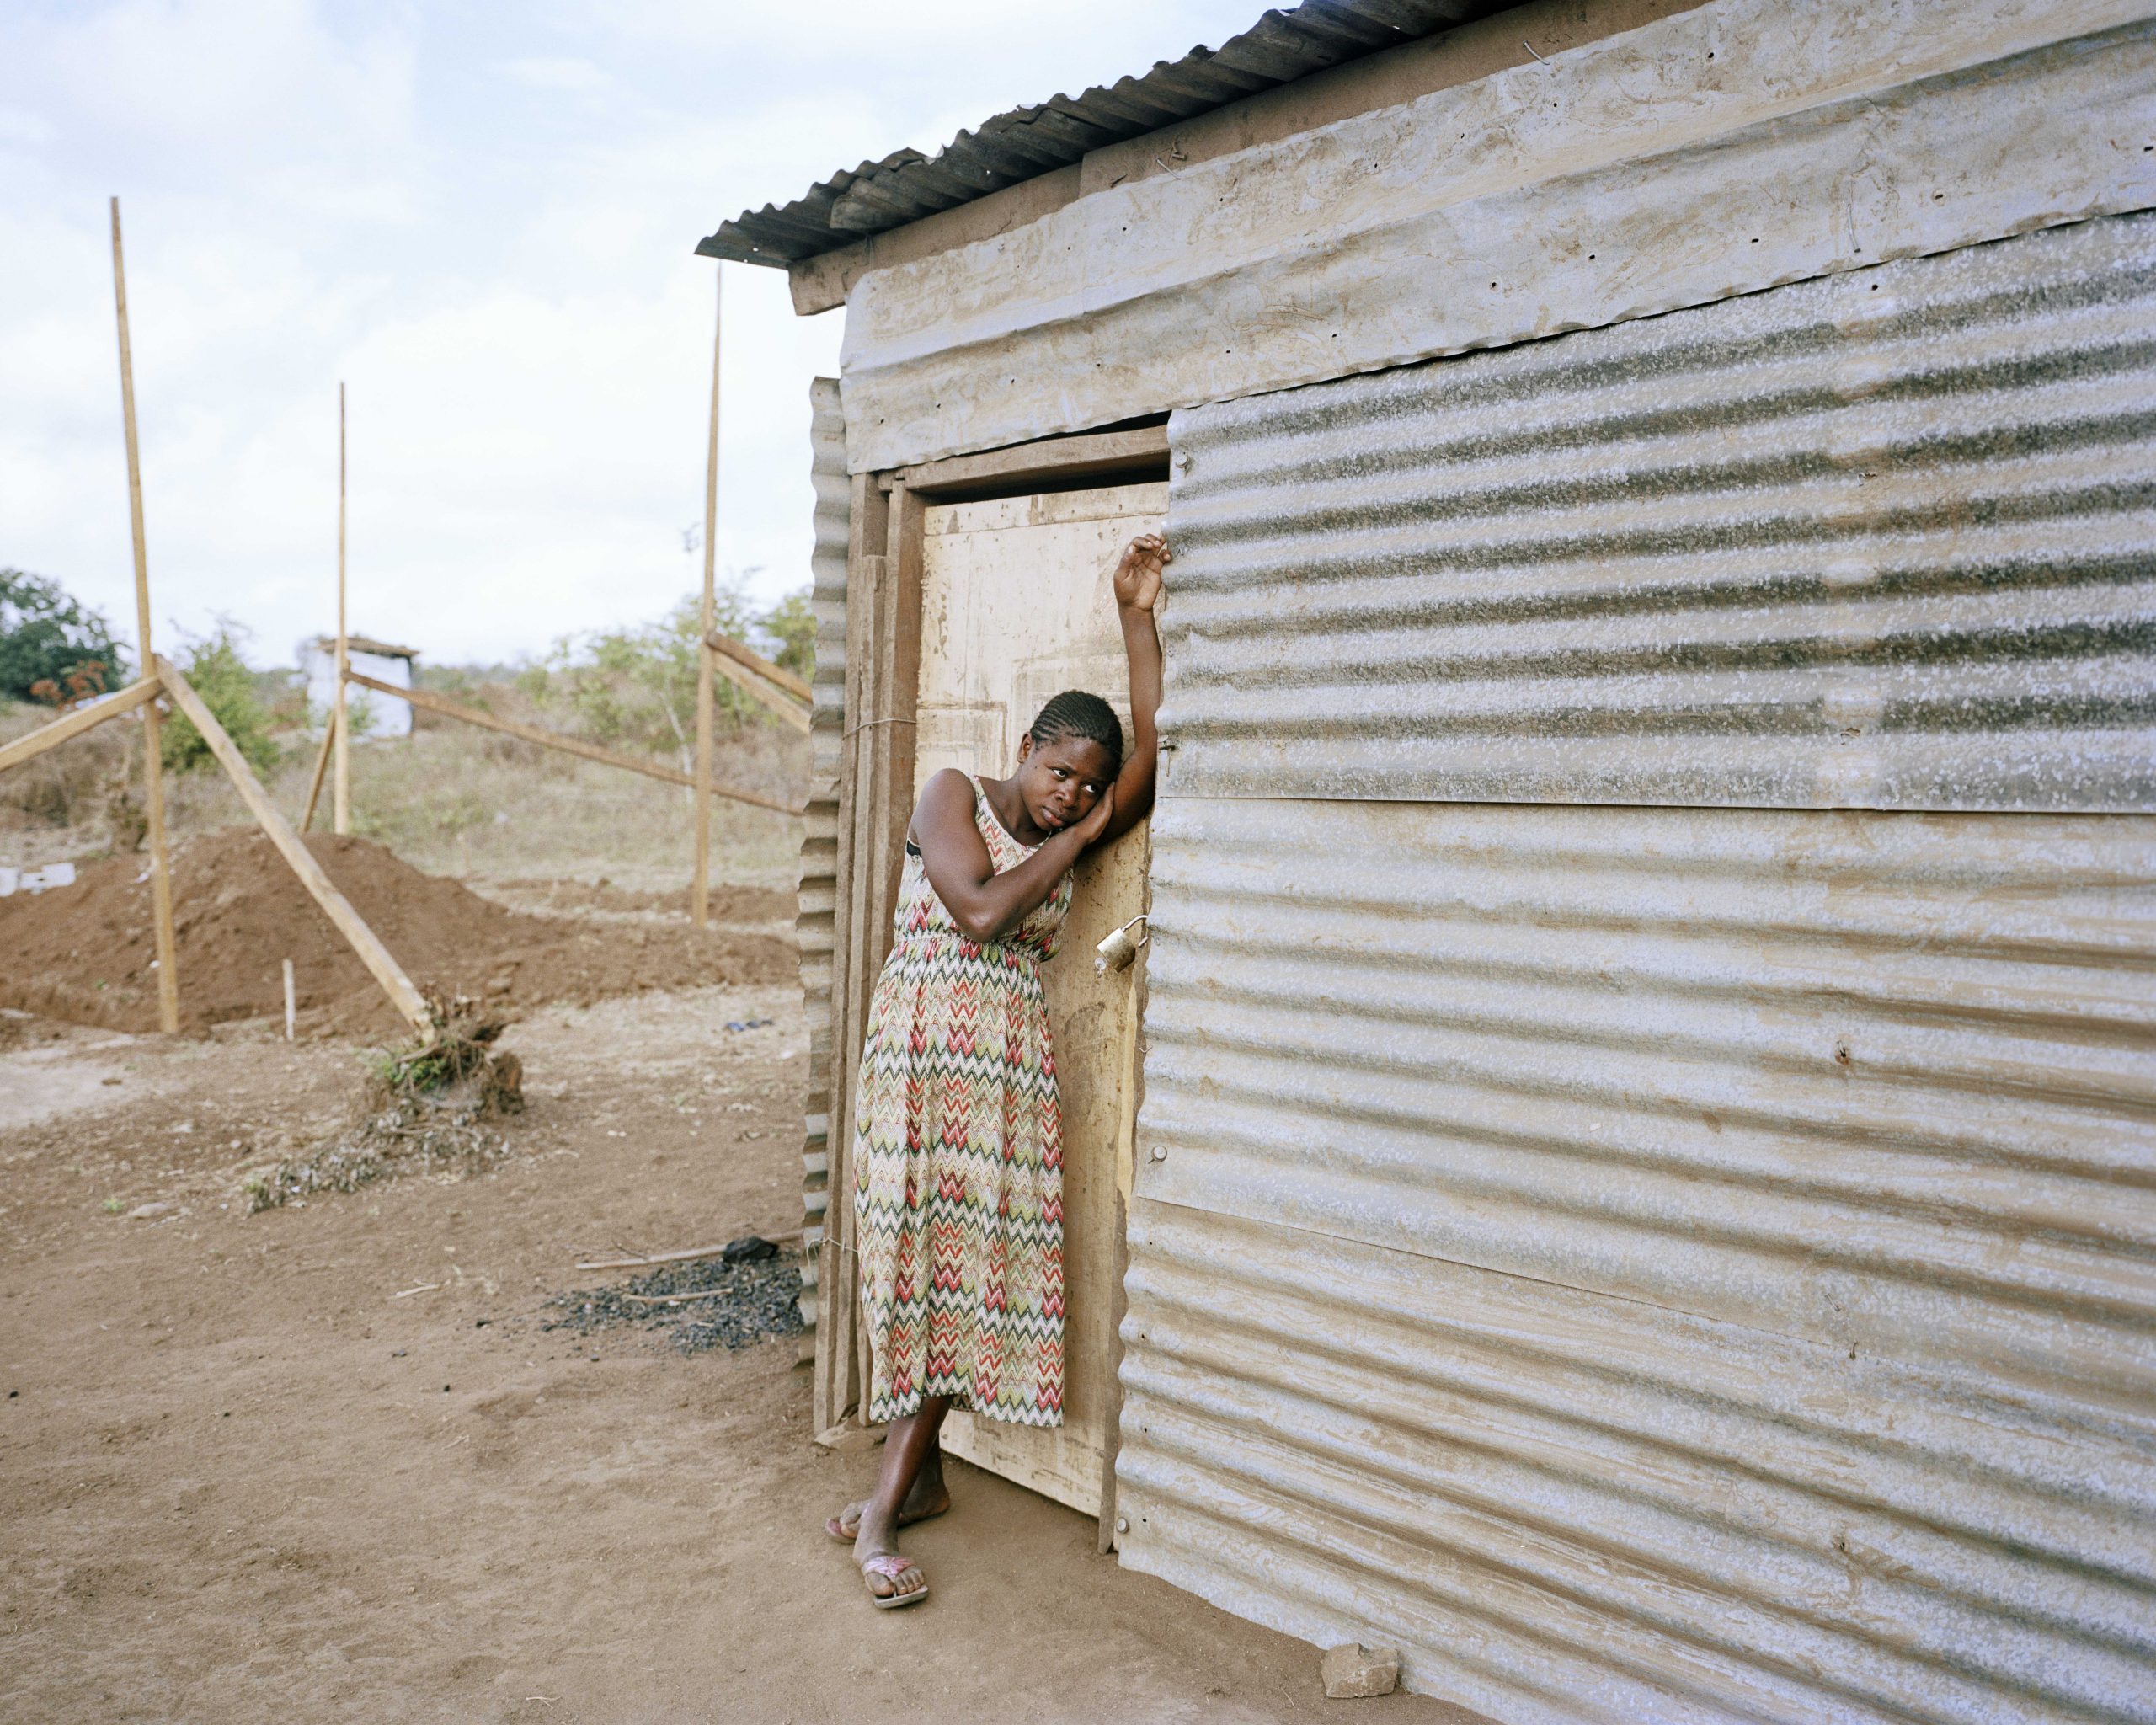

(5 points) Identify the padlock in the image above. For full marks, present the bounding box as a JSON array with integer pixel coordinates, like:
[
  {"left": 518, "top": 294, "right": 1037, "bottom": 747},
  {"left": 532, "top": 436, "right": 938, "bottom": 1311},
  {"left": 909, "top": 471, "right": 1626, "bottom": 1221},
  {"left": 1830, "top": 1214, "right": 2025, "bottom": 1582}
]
[{"left": 1095, "top": 912, "right": 1149, "bottom": 974}]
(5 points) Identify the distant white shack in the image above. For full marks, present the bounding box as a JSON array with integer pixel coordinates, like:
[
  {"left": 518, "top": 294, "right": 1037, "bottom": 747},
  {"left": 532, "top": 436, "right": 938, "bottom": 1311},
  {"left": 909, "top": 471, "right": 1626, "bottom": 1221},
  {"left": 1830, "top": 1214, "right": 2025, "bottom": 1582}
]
[{"left": 297, "top": 635, "right": 417, "bottom": 740}]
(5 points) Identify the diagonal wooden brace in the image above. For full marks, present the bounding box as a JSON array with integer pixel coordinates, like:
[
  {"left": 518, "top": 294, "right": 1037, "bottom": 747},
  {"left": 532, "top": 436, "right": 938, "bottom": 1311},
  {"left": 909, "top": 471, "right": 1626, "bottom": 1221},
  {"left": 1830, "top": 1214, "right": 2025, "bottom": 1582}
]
[
  {"left": 344, "top": 669, "right": 805, "bottom": 814},
  {"left": 156, "top": 654, "right": 433, "bottom": 1038},
  {"left": 705, "top": 637, "right": 812, "bottom": 734},
  {"left": 0, "top": 676, "right": 162, "bottom": 775}
]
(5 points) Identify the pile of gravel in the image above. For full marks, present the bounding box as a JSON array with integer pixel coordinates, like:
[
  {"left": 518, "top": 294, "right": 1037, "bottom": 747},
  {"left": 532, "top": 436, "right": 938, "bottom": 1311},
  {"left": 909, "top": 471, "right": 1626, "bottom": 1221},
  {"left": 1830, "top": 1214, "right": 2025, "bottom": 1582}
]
[{"left": 544, "top": 1245, "right": 802, "bottom": 1355}]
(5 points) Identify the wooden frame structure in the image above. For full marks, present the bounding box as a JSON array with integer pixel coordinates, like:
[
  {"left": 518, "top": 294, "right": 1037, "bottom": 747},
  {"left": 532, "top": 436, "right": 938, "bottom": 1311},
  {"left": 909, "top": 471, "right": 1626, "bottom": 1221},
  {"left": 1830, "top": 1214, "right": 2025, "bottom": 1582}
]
[
  {"left": 0, "top": 201, "right": 442, "bottom": 1040},
  {"left": 304, "top": 266, "right": 814, "bottom": 887},
  {"left": 809, "top": 421, "right": 1170, "bottom": 1541},
  {"left": 8, "top": 222, "right": 809, "bottom": 1043}
]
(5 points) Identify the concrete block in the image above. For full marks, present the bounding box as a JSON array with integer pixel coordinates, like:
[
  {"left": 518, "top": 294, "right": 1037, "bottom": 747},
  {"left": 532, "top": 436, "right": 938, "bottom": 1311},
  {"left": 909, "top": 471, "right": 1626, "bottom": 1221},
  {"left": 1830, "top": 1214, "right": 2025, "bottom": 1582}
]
[{"left": 1321, "top": 1643, "right": 1400, "bottom": 1700}]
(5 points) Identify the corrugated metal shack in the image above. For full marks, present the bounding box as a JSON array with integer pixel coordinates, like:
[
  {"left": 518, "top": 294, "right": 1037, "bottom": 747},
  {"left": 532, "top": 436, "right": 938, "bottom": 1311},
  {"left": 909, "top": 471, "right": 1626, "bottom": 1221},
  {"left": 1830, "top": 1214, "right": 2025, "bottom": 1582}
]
[{"left": 703, "top": 1, "right": 2156, "bottom": 1717}]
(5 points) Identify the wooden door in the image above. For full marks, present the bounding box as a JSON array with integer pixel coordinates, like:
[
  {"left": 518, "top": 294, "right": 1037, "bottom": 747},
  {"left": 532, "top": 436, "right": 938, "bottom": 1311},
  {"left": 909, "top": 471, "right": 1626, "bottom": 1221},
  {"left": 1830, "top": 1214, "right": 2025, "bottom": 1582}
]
[{"left": 912, "top": 480, "right": 1166, "bottom": 1519}]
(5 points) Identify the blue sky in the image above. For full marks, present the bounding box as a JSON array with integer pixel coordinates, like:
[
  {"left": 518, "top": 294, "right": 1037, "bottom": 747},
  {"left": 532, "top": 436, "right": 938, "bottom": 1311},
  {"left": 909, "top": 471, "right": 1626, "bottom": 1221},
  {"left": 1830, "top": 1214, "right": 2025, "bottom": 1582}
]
[{"left": 1, "top": 0, "right": 1259, "bottom": 666}]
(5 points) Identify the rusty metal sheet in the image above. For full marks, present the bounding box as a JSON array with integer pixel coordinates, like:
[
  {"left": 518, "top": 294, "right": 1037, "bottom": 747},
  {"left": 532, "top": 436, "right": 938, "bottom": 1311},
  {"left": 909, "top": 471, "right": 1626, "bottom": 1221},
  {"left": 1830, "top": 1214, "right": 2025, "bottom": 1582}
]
[
  {"left": 1156, "top": 211, "right": 2156, "bottom": 813},
  {"left": 796, "top": 376, "right": 847, "bottom": 1333},
  {"left": 1116, "top": 793, "right": 2156, "bottom": 1722},
  {"left": 836, "top": 0, "right": 2156, "bottom": 473}
]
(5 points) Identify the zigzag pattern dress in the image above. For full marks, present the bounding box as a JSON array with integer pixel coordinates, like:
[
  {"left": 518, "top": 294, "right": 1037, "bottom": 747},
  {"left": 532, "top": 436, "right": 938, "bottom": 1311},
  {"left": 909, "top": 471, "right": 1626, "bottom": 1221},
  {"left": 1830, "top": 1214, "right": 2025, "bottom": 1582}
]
[{"left": 855, "top": 776, "right": 1072, "bottom": 1427}]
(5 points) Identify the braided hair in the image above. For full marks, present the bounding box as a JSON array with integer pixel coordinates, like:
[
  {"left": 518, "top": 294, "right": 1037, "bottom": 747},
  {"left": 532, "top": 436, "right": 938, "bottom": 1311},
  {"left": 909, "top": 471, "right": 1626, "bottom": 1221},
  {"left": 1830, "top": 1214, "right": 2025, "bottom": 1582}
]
[{"left": 1027, "top": 690, "right": 1123, "bottom": 772}]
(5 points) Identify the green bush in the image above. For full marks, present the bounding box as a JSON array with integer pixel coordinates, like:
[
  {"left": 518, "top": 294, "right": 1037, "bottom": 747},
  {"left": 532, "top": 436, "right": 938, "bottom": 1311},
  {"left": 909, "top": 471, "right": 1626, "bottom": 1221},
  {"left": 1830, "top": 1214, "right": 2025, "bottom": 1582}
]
[
  {"left": 0, "top": 569, "right": 128, "bottom": 702},
  {"left": 160, "top": 622, "right": 281, "bottom": 777},
  {"left": 521, "top": 576, "right": 811, "bottom": 763},
  {"left": 760, "top": 590, "right": 815, "bottom": 681}
]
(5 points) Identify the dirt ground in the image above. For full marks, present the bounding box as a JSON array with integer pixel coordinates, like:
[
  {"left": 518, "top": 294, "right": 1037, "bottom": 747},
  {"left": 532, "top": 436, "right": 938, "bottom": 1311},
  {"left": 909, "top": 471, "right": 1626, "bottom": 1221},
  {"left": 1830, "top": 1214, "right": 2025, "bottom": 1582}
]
[
  {"left": 1, "top": 954, "right": 1466, "bottom": 1721},
  {"left": 0, "top": 834, "right": 797, "bottom": 1039}
]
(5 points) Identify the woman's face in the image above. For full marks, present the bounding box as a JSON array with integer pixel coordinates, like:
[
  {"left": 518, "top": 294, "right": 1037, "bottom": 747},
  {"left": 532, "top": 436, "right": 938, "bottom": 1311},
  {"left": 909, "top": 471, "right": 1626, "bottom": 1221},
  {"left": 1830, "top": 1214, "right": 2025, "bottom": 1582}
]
[{"left": 1015, "top": 733, "right": 1116, "bottom": 835}]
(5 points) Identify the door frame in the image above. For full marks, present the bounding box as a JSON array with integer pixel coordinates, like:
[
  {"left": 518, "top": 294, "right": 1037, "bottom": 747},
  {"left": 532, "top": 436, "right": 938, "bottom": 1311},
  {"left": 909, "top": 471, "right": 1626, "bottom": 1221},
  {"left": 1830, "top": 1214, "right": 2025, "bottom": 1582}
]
[{"left": 813, "top": 419, "right": 1169, "bottom": 1551}]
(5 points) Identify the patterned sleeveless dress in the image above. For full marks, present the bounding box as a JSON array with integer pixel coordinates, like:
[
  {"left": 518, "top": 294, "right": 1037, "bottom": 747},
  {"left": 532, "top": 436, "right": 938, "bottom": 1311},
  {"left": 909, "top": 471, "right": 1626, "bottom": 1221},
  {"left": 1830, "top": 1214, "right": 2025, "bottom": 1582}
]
[{"left": 854, "top": 775, "right": 1074, "bottom": 1427}]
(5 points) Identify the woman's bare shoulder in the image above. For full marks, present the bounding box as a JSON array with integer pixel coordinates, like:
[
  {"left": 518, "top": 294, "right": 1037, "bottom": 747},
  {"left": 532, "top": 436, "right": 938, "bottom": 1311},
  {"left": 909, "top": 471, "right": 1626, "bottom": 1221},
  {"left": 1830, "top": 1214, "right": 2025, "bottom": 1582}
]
[
  {"left": 916, "top": 767, "right": 976, "bottom": 810},
  {"left": 908, "top": 768, "right": 977, "bottom": 838}
]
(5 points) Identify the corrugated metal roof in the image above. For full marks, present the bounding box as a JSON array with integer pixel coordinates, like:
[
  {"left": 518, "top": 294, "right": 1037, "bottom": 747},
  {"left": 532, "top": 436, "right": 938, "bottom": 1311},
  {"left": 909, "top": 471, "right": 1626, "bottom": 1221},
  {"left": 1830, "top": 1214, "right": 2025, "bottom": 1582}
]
[
  {"left": 795, "top": 376, "right": 847, "bottom": 1342},
  {"left": 1158, "top": 211, "right": 2156, "bottom": 812},
  {"left": 1118, "top": 793, "right": 2156, "bottom": 1722},
  {"left": 696, "top": 1, "right": 1513, "bottom": 266}
]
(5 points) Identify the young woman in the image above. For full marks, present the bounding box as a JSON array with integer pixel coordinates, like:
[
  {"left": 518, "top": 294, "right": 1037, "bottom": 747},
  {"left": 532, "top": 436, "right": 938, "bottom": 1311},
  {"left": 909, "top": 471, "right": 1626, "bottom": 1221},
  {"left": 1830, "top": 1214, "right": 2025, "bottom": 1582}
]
[{"left": 824, "top": 531, "right": 1169, "bottom": 1607}]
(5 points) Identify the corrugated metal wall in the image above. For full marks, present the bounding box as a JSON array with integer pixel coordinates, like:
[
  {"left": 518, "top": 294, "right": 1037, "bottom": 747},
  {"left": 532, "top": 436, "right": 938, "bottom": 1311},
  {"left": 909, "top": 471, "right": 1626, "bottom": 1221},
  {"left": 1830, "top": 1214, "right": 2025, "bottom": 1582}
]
[
  {"left": 1159, "top": 213, "right": 2156, "bottom": 812},
  {"left": 1116, "top": 215, "right": 2156, "bottom": 1722},
  {"left": 796, "top": 376, "right": 848, "bottom": 1340}
]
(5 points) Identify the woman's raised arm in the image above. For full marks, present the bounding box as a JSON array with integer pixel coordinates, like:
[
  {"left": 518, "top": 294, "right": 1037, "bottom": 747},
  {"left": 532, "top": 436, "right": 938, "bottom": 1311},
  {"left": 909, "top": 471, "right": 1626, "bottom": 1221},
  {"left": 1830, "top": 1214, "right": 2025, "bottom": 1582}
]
[{"left": 1097, "top": 532, "right": 1167, "bottom": 846}]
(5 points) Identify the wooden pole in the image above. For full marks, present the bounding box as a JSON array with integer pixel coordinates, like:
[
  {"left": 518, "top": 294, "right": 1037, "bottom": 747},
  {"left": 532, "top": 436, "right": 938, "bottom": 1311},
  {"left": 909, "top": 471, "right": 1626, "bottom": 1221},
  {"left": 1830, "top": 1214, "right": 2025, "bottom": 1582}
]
[
  {"left": 300, "top": 702, "right": 337, "bottom": 831},
  {"left": 344, "top": 670, "right": 803, "bottom": 814},
  {"left": 0, "top": 677, "right": 161, "bottom": 776},
  {"left": 333, "top": 382, "right": 350, "bottom": 836},
  {"left": 693, "top": 269, "right": 722, "bottom": 929},
  {"left": 109, "top": 197, "right": 181, "bottom": 1037},
  {"left": 159, "top": 655, "right": 432, "bottom": 1037}
]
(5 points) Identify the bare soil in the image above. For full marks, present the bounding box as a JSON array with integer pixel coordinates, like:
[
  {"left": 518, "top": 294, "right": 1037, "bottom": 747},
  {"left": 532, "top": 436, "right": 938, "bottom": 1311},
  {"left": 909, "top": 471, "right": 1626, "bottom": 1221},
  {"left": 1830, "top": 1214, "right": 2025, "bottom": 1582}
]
[
  {"left": 479, "top": 879, "right": 796, "bottom": 925},
  {"left": 0, "top": 830, "right": 796, "bottom": 1039},
  {"left": 0, "top": 979, "right": 1467, "bottom": 1723}
]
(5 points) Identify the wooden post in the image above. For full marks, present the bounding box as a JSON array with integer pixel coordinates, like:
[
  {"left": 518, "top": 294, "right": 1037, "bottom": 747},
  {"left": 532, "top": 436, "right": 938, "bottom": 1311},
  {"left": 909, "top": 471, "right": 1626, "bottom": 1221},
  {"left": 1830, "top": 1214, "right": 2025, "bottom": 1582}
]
[
  {"left": 333, "top": 382, "right": 350, "bottom": 836},
  {"left": 853, "top": 480, "right": 924, "bottom": 1412},
  {"left": 693, "top": 269, "right": 721, "bottom": 929},
  {"left": 109, "top": 197, "right": 181, "bottom": 1037},
  {"left": 813, "top": 471, "right": 887, "bottom": 1435},
  {"left": 282, "top": 959, "right": 296, "bottom": 1041},
  {"left": 815, "top": 473, "right": 921, "bottom": 1430},
  {"left": 300, "top": 703, "right": 336, "bottom": 831},
  {"left": 159, "top": 655, "right": 431, "bottom": 1037}
]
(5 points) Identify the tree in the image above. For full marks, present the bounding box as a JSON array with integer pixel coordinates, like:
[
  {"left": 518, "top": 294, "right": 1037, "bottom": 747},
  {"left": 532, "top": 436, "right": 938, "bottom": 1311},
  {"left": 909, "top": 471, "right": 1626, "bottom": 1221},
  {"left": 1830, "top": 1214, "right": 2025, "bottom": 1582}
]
[
  {"left": 159, "top": 622, "right": 281, "bottom": 777},
  {"left": 760, "top": 590, "right": 815, "bottom": 681},
  {"left": 518, "top": 576, "right": 792, "bottom": 768},
  {"left": 0, "top": 569, "right": 128, "bottom": 702}
]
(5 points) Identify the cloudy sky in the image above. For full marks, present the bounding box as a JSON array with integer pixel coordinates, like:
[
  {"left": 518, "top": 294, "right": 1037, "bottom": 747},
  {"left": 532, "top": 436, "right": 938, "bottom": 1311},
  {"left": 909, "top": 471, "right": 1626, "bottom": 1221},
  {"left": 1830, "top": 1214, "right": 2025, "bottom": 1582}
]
[{"left": 1, "top": 0, "right": 1257, "bottom": 669}]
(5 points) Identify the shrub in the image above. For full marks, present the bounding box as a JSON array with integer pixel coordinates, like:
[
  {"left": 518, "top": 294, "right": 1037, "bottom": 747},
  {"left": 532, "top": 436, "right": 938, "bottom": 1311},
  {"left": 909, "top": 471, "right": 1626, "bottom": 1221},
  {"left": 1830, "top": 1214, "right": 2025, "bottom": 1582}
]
[
  {"left": 0, "top": 569, "right": 128, "bottom": 702},
  {"left": 159, "top": 622, "right": 281, "bottom": 777},
  {"left": 760, "top": 590, "right": 815, "bottom": 681},
  {"left": 520, "top": 576, "right": 798, "bottom": 766}
]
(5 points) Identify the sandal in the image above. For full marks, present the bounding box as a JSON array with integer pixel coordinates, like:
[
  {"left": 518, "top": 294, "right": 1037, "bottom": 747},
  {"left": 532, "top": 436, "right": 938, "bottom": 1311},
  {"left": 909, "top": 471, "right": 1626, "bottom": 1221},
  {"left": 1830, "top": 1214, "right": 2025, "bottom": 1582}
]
[{"left": 860, "top": 1552, "right": 929, "bottom": 1610}]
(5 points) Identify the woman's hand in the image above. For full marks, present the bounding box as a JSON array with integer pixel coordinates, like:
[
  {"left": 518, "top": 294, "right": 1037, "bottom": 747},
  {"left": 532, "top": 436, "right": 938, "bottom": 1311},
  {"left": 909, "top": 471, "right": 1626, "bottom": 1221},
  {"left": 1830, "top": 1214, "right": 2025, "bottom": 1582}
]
[
  {"left": 1113, "top": 534, "right": 1169, "bottom": 615},
  {"left": 1074, "top": 782, "right": 1117, "bottom": 846}
]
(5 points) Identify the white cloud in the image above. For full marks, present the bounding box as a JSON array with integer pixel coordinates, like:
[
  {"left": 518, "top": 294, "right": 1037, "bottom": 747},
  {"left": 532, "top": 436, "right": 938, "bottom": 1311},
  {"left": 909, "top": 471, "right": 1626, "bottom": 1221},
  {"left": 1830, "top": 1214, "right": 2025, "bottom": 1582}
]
[{"left": 0, "top": 0, "right": 1261, "bottom": 668}]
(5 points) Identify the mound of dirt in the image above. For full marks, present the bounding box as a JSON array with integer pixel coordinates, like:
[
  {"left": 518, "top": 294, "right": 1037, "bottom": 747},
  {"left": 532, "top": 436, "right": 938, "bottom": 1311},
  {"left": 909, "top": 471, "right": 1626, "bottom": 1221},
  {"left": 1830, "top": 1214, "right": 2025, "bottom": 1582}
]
[{"left": 0, "top": 829, "right": 797, "bottom": 1038}]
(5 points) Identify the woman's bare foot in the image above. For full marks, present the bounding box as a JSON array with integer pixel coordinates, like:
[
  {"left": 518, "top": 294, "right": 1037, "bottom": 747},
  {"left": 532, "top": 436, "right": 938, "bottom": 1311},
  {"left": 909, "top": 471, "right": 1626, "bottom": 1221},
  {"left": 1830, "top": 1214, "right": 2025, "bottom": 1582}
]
[
  {"left": 852, "top": 1493, "right": 931, "bottom": 1605},
  {"left": 858, "top": 1549, "right": 928, "bottom": 1608},
  {"left": 825, "top": 1477, "right": 949, "bottom": 1542},
  {"left": 841, "top": 1396, "right": 949, "bottom": 1608}
]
